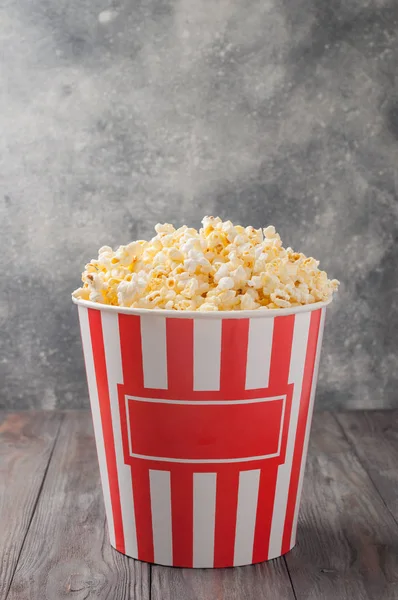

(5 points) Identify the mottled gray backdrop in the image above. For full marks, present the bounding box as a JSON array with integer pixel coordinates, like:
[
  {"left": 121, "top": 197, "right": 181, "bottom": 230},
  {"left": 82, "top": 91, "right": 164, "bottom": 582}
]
[{"left": 1, "top": 0, "right": 397, "bottom": 410}]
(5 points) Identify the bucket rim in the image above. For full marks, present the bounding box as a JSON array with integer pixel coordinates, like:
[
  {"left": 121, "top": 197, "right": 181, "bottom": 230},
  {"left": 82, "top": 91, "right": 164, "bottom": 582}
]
[{"left": 72, "top": 295, "right": 332, "bottom": 318}]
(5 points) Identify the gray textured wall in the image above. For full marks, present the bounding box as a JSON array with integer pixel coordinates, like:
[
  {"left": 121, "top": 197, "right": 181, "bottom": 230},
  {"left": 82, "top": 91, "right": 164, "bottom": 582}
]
[{"left": 1, "top": 0, "right": 397, "bottom": 410}]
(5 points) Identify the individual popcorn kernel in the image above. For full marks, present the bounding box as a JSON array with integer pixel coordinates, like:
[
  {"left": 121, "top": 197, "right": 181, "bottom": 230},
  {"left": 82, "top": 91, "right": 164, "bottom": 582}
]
[
  {"left": 198, "top": 302, "right": 219, "bottom": 312},
  {"left": 155, "top": 223, "right": 175, "bottom": 234},
  {"left": 240, "top": 293, "right": 259, "bottom": 310},
  {"left": 217, "top": 277, "right": 235, "bottom": 290}
]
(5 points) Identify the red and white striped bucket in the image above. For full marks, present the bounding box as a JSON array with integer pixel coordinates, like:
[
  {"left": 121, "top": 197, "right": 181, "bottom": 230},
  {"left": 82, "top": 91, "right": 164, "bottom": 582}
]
[{"left": 73, "top": 298, "right": 329, "bottom": 568}]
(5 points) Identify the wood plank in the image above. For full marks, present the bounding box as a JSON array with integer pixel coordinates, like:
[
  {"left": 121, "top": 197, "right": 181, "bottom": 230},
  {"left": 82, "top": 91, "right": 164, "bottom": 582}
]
[
  {"left": 151, "top": 559, "right": 295, "bottom": 600},
  {"left": 336, "top": 410, "right": 398, "bottom": 523},
  {"left": 0, "top": 411, "right": 61, "bottom": 600},
  {"left": 6, "top": 411, "right": 150, "bottom": 600},
  {"left": 285, "top": 412, "right": 398, "bottom": 600}
]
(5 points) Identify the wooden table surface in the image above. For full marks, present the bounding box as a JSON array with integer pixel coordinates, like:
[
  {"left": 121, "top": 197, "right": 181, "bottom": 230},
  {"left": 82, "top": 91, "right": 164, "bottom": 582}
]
[{"left": 1, "top": 410, "right": 397, "bottom": 600}]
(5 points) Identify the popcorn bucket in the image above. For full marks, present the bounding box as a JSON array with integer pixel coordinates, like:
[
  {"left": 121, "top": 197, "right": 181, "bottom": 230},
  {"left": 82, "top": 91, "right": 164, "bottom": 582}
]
[{"left": 73, "top": 298, "right": 329, "bottom": 568}]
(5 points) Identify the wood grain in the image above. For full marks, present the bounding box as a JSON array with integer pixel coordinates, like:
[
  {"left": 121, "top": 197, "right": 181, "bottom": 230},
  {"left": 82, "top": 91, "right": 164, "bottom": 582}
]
[
  {"left": 6, "top": 411, "right": 150, "bottom": 600},
  {"left": 0, "top": 411, "right": 61, "bottom": 600},
  {"left": 336, "top": 410, "right": 398, "bottom": 523},
  {"left": 3, "top": 410, "right": 398, "bottom": 600},
  {"left": 285, "top": 412, "right": 398, "bottom": 600},
  {"left": 151, "top": 558, "right": 295, "bottom": 600}
]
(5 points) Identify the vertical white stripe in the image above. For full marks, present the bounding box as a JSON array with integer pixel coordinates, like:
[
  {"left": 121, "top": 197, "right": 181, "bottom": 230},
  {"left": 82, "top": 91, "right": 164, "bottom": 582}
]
[
  {"left": 290, "top": 308, "right": 326, "bottom": 547},
  {"left": 268, "top": 312, "right": 311, "bottom": 559},
  {"left": 193, "top": 473, "right": 217, "bottom": 568},
  {"left": 78, "top": 306, "right": 115, "bottom": 547},
  {"left": 140, "top": 315, "right": 168, "bottom": 389},
  {"left": 245, "top": 318, "right": 274, "bottom": 390},
  {"left": 150, "top": 470, "right": 173, "bottom": 565},
  {"left": 193, "top": 319, "right": 222, "bottom": 391},
  {"left": 102, "top": 311, "right": 138, "bottom": 558},
  {"left": 234, "top": 470, "right": 261, "bottom": 566}
]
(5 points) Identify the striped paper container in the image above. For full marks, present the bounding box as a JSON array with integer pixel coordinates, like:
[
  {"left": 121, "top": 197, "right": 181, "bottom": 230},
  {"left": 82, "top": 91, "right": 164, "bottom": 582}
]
[{"left": 73, "top": 297, "right": 330, "bottom": 568}]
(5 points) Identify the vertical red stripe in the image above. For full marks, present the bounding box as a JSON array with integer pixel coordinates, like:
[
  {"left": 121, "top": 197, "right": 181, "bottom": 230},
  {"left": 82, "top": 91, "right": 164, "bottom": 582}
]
[
  {"left": 252, "top": 465, "right": 279, "bottom": 563},
  {"left": 171, "top": 467, "right": 193, "bottom": 567},
  {"left": 220, "top": 319, "right": 249, "bottom": 397},
  {"left": 268, "top": 315, "right": 295, "bottom": 390},
  {"left": 281, "top": 309, "right": 322, "bottom": 554},
  {"left": 251, "top": 314, "right": 295, "bottom": 563},
  {"left": 119, "top": 314, "right": 144, "bottom": 393},
  {"left": 166, "top": 318, "right": 194, "bottom": 395},
  {"left": 213, "top": 468, "right": 240, "bottom": 567},
  {"left": 279, "top": 384, "right": 294, "bottom": 465},
  {"left": 119, "top": 314, "right": 154, "bottom": 562},
  {"left": 130, "top": 460, "right": 154, "bottom": 563},
  {"left": 88, "top": 308, "right": 125, "bottom": 554}
]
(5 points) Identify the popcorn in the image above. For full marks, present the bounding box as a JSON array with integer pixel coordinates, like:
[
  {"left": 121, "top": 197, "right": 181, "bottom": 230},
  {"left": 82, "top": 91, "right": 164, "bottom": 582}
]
[
  {"left": 217, "top": 277, "right": 235, "bottom": 291},
  {"left": 73, "top": 217, "right": 339, "bottom": 311},
  {"left": 240, "top": 293, "right": 259, "bottom": 310}
]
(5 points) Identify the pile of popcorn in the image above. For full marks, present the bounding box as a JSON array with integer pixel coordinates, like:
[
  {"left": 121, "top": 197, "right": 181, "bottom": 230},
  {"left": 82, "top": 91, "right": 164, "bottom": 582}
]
[{"left": 73, "top": 217, "right": 339, "bottom": 311}]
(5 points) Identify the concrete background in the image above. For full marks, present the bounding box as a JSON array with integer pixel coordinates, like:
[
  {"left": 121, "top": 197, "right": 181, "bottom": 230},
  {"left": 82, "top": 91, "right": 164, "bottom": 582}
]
[{"left": 1, "top": 0, "right": 397, "bottom": 410}]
